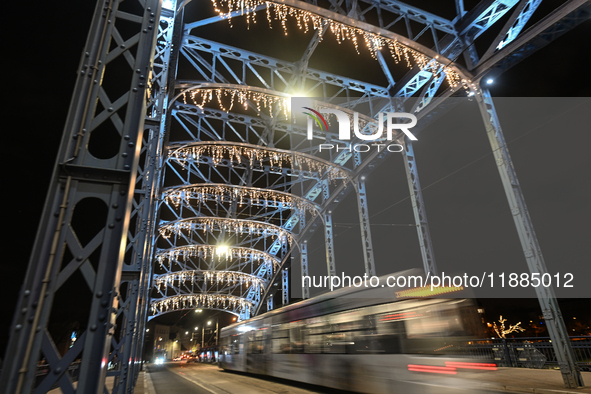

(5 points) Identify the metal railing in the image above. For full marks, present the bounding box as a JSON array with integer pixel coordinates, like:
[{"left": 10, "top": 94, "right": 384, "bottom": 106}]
[{"left": 444, "top": 337, "right": 591, "bottom": 371}]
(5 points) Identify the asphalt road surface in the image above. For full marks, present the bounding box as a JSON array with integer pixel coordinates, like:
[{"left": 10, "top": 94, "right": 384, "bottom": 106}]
[
  {"left": 144, "top": 362, "right": 514, "bottom": 394},
  {"left": 146, "top": 362, "right": 344, "bottom": 393}
]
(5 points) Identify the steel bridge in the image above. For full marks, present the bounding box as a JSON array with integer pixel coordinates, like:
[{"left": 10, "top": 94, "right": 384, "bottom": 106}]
[{"left": 1, "top": 0, "right": 589, "bottom": 393}]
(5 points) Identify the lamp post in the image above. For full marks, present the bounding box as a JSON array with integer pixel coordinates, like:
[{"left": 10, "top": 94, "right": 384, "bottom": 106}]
[{"left": 207, "top": 319, "right": 219, "bottom": 346}]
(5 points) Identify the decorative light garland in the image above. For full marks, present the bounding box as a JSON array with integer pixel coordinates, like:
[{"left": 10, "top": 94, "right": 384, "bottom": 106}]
[
  {"left": 163, "top": 183, "right": 318, "bottom": 214},
  {"left": 158, "top": 217, "right": 293, "bottom": 245},
  {"left": 150, "top": 294, "right": 252, "bottom": 314},
  {"left": 210, "top": 0, "right": 462, "bottom": 88},
  {"left": 154, "top": 270, "right": 265, "bottom": 291},
  {"left": 182, "top": 88, "right": 289, "bottom": 118},
  {"left": 169, "top": 142, "right": 349, "bottom": 183},
  {"left": 204, "top": 270, "right": 264, "bottom": 289},
  {"left": 156, "top": 244, "right": 281, "bottom": 271}
]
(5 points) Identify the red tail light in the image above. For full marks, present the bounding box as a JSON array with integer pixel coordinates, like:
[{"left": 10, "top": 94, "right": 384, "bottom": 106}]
[
  {"left": 445, "top": 361, "right": 497, "bottom": 370},
  {"left": 408, "top": 364, "right": 457, "bottom": 374}
]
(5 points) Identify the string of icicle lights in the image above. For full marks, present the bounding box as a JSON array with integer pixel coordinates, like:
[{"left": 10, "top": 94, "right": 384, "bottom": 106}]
[
  {"left": 169, "top": 143, "right": 349, "bottom": 184},
  {"left": 182, "top": 88, "right": 289, "bottom": 118},
  {"left": 156, "top": 244, "right": 280, "bottom": 271},
  {"left": 150, "top": 294, "right": 252, "bottom": 314},
  {"left": 163, "top": 184, "right": 318, "bottom": 215},
  {"left": 210, "top": 0, "right": 462, "bottom": 88},
  {"left": 159, "top": 217, "right": 293, "bottom": 245},
  {"left": 154, "top": 270, "right": 265, "bottom": 291}
]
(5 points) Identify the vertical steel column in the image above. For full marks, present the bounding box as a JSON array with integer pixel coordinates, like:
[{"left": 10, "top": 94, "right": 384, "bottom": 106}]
[
  {"left": 282, "top": 269, "right": 289, "bottom": 306},
  {"left": 403, "top": 142, "right": 438, "bottom": 275},
  {"left": 115, "top": 6, "right": 182, "bottom": 391},
  {"left": 124, "top": 125, "right": 164, "bottom": 385},
  {"left": 323, "top": 180, "right": 337, "bottom": 277},
  {"left": 266, "top": 294, "right": 273, "bottom": 311},
  {"left": 356, "top": 177, "right": 376, "bottom": 276},
  {"left": 323, "top": 212, "right": 337, "bottom": 277},
  {"left": 0, "top": 0, "right": 163, "bottom": 393},
  {"left": 301, "top": 241, "right": 310, "bottom": 299},
  {"left": 475, "top": 89, "right": 583, "bottom": 388}
]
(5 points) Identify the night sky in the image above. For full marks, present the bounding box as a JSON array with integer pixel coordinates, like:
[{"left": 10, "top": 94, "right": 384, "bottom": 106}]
[{"left": 2, "top": 1, "right": 590, "bottom": 356}]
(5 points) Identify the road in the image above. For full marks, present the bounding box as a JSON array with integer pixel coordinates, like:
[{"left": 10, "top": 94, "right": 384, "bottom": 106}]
[
  {"left": 142, "top": 362, "right": 529, "bottom": 394},
  {"left": 145, "top": 362, "right": 348, "bottom": 393}
]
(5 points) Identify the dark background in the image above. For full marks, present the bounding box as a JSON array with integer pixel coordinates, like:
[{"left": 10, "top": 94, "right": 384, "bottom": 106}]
[{"left": 2, "top": 0, "right": 590, "bottom": 357}]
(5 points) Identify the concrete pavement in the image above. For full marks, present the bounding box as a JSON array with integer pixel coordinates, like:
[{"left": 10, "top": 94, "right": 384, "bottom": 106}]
[
  {"left": 47, "top": 364, "right": 591, "bottom": 393},
  {"left": 134, "top": 363, "right": 591, "bottom": 394},
  {"left": 458, "top": 368, "right": 591, "bottom": 394}
]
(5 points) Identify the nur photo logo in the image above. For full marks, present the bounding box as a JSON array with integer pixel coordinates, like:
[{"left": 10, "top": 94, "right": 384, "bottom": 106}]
[{"left": 301, "top": 105, "right": 418, "bottom": 153}]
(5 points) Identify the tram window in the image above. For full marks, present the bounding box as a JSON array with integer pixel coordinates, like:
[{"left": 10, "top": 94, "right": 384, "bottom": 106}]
[
  {"left": 220, "top": 337, "right": 229, "bottom": 355},
  {"left": 324, "top": 331, "right": 350, "bottom": 354},
  {"left": 374, "top": 306, "right": 466, "bottom": 355},
  {"left": 232, "top": 336, "right": 241, "bottom": 354},
  {"left": 303, "top": 324, "right": 327, "bottom": 354},
  {"left": 271, "top": 329, "right": 290, "bottom": 354},
  {"left": 405, "top": 308, "right": 463, "bottom": 338},
  {"left": 290, "top": 326, "right": 304, "bottom": 354},
  {"left": 367, "top": 332, "right": 404, "bottom": 354},
  {"left": 372, "top": 313, "right": 408, "bottom": 354},
  {"left": 321, "top": 315, "right": 373, "bottom": 354},
  {"left": 248, "top": 330, "right": 264, "bottom": 354}
]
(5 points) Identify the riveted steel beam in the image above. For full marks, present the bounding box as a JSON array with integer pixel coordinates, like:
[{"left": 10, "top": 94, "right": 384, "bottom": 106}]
[{"left": 475, "top": 89, "right": 584, "bottom": 388}]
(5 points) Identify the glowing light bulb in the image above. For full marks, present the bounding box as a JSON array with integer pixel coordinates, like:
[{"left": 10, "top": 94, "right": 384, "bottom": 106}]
[{"left": 216, "top": 244, "right": 230, "bottom": 258}]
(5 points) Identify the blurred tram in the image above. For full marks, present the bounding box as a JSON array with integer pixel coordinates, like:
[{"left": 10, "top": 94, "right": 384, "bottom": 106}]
[{"left": 219, "top": 270, "right": 496, "bottom": 393}]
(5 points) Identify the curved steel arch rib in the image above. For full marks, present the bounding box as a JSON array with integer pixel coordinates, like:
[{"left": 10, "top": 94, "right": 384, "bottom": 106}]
[
  {"left": 154, "top": 244, "right": 282, "bottom": 272},
  {"left": 148, "top": 294, "right": 249, "bottom": 320},
  {"left": 162, "top": 183, "right": 321, "bottom": 213},
  {"left": 190, "top": 0, "right": 470, "bottom": 83}
]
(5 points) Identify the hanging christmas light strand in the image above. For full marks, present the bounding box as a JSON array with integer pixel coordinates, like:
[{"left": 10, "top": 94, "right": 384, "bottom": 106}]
[
  {"left": 204, "top": 270, "right": 265, "bottom": 289},
  {"left": 163, "top": 183, "right": 318, "bottom": 214},
  {"left": 150, "top": 294, "right": 252, "bottom": 314},
  {"left": 210, "top": 0, "right": 462, "bottom": 88},
  {"left": 169, "top": 142, "right": 349, "bottom": 183},
  {"left": 155, "top": 244, "right": 281, "bottom": 271},
  {"left": 154, "top": 270, "right": 265, "bottom": 291},
  {"left": 182, "top": 87, "right": 289, "bottom": 118},
  {"left": 159, "top": 217, "right": 293, "bottom": 245}
]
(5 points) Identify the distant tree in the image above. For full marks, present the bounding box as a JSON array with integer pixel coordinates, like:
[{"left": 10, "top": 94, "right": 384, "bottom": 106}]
[{"left": 493, "top": 315, "right": 525, "bottom": 338}]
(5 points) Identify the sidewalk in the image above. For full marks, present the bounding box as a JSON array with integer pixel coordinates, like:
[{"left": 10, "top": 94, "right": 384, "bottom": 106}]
[
  {"left": 134, "top": 371, "right": 146, "bottom": 394},
  {"left": 47, "top": 371, "right": 153, "bottom": 394},
  {"left": 134, "top": 369, "right": 154, "bottom": 394},
  {"left": 462, "top": 368, "right": 591, "bottom": 394},
  {"left": 48, "top": 367, "right": 591, "bottom": 394}
]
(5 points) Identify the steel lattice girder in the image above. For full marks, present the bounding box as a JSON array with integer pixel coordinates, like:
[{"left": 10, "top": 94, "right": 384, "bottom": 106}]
[
  {"left": 473, "top": 0, "right": 591, "bottom": 80},
  {"left": 0, "top": 0, "right": 174, "bottom": 393},
  {"left": 474, "top": 89, "right": 584, "bottom": 387},
  {"left": 181, "top": 36, "right": 392, "bottom": 96}
]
